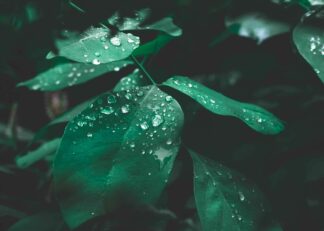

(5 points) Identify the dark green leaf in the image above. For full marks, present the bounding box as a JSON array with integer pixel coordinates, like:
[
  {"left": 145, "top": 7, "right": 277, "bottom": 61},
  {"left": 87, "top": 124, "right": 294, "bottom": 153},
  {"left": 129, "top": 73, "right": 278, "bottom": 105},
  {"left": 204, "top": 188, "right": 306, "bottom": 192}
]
[
  {"left": 48, "top": 27, "right": 140, "bottom": 64},
  {"left": 293, "top": 9, "right": 324, "bottom": 83},
  {"left": 16, "top": 138, "right": 61, "bottom": 168},
  {"left": 113, "top": 68, "right": 148, "bottom": 91},
  {"left": 163, "top": 76, "right": 284, "bottom": 135},
  {"left": 18, "top": 60, "right": 133, "bottom": 91},
  {"left": 225, "top": 13, "right": 290, "bottom": 44},
  {"left": 133, "top": 33, "right": 174, "bottom": 56},
  {"left": 190, "top": 151, "right": 272, "bottom": 231},
  {"left": 53, "top": 86, "right": 184, "bottom": 228}
]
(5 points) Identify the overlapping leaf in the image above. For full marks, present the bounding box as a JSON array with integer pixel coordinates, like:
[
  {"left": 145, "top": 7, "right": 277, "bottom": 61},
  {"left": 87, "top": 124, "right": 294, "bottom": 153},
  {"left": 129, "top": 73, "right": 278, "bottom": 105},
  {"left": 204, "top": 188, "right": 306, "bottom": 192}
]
[
  {"left": 190, "top": 151, "right": 279, "bottom": 231},
  {"left": 18, "top": 60, "right": 133, "bottom": 91},
  {"left": 293, "top": 9, "right": 324, "bottom": 83},
  {"left": 53, "top": 86, "right": 184, "bottom": 228},
  {"left": 163, "top": 76, "right": 284, "bottom": 135},
  {"left": 47, "top": 27, "right": 140, "bottom": 64}
]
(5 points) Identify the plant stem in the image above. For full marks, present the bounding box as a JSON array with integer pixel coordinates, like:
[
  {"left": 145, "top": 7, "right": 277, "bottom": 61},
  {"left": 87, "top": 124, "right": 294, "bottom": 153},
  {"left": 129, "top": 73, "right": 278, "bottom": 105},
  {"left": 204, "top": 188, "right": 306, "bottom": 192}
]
[
  {"left": 68, "top": 1, "right": 85, "bottom": 14},
  {"left": 131, "top": 55, "right": 157, "bottom": 85}
]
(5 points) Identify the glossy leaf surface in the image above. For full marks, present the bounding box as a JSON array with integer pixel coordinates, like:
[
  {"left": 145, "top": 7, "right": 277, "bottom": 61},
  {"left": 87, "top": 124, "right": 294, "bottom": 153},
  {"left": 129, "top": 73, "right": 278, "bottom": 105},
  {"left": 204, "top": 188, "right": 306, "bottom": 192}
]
[
  {"left": 48, "top": 27, "right": 140, "bottom": 64},
  {"left": 53, "top": 86, "right": 184, "bottom": 228},
  {"left": 113, "top": 68, "right": 147, "bottom": 91},
  {"left": 191, "top": 151, "right": 272, "bottom": 231},
  {"left": 293, "top": 9, "right": 324, "bottom": 83},
  {"left": 18, "top": 60, "right": 133, "bottom": 91},
  {"left": 163, "top": 76, "right": 284, "bottom": 135}
]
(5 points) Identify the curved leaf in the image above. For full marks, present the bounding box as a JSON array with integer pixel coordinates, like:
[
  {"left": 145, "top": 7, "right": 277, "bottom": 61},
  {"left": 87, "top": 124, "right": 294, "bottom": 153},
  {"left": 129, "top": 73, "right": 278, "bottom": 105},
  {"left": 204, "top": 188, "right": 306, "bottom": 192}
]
[
  {"left": 163, "top": 76, "right": 284, "bottom": 135},
  {"left": 18, "top": 60, "right": 133, "bottom": 91},
  {"left": 225, "top": 13, "right": 290, "bottom": 44},
  {"left": 48, "top": 27, "right": 140, "bottom": 64},
  {"left": 53, "top": 86, "right": 184, "bottom": 228},
  {"left": 190, "top": 151, "right": 274, "bottom": 231},
  {"left": 293, "top": 9, "right": 324, "bottom": 83}
]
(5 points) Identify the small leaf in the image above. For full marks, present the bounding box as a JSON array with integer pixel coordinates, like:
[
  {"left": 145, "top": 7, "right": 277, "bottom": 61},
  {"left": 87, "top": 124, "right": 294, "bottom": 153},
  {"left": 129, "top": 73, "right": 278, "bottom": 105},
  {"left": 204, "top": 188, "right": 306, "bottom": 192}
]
[
  {"left": 293, "top": 9, "right": 324, "bottom": 83},
  {"left": 163, "top": 76, "right": 284, "bottom": 135},
  {"left": 48, "top": 27, "right": 140, "bottom": 64},
  {"left": 190, "top": 150, "right": 273, "bottom": 231},
  {"left": 225, "top": 12, "right": 290, "bottom": 44},
  {"left": 108, "top": 9, "right": 182, "bottom": 37},
  {"left": 53, "top": 86, "right": 184, "bottom": 228},
  {"left": 113, "top": 68, "right": 148, "bottom": 91},
  {"left": 16, "top": 138, "right": 61, "bottom": 168},
  {"left": 18, "top": 59, "right": 133, "bottom": 91},
  {"left": 7, "top": 212, "right": 64, "bottom": 231},
  {"left": 133, "top": 33, "right": 174, "bottom": 56}
]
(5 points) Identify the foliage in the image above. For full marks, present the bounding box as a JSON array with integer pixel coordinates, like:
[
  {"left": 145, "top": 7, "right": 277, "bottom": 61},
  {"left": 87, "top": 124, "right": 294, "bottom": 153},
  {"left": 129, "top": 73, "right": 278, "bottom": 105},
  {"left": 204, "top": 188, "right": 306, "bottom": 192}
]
[{"left": 0, "top": 0, "right": 323, "bottom": 231}]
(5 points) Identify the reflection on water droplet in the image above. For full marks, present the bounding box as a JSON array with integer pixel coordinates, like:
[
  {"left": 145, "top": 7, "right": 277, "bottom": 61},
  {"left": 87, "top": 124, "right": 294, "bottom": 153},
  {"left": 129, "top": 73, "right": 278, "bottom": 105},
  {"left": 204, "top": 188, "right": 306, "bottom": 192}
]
[
  {"left": 101, "top": 107, "right": 114, "bottom": 115},
  {"left": 107, "top": 95, "right": 117, "bottom": 104},
  {"left": 121, "top": 104, "right": 130, "bottom": 113},
  {"left": 152, "top": 115, "right": 163, "bottom": 127},
  {"left": 238, "top": 191, "right": 245, "bottom": 201},
  {"left": 114, "top": 67, "right": 120, "bottom": 72},
  {"left": 166, "top": 139, "right": 172, "bottom": 145},
  {"left": 130, "top": 142, "right": 135, "bottom": 148},
  {"left": 140, "top": 121, "right": 149, "bottom": 130},
  {"left": 92, "top": 59, "right": 101, "bottom": 65},
  {"left": 165, "top": 96, "right": 173, "bottom": 102},
  {"left": 110, "top": 36, "right": 121, "bottom": 46},
  {"left": 87, "top": 132, "right": 93, "bottom": 138}
]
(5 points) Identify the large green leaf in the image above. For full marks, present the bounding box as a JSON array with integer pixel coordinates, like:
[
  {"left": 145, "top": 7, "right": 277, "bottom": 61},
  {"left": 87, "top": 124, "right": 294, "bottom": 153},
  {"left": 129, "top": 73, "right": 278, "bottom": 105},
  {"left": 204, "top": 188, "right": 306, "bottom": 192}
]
[
  {"left": 293, "top": 9, "right": 324, "bottom": 83},
  {"left": 48, "top": 27, "right": 140, "bottom": 64},
  {"left": 225, "top": 12, "right": 290, "bottom": 44},
  {"left": 53, "top": 86, "right": 184, "bottom": 228},
  {"left": 18, "top": 59, "right": 133, "bottom": 91},
  {"left": 108, "top": 9, "right": 182, "bottom": 37},
  {"left": 190, "top": 151, "right": 278, "bottom": 231},
  {"left": 163, "top": 76, "right": 284, "bottom": 135}
]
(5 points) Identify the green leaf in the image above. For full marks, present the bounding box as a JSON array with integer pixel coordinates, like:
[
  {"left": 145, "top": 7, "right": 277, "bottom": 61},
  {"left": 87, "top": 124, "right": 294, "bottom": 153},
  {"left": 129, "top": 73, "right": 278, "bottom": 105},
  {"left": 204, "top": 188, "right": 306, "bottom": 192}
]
[
  {"left": 113, "top": 68, "right": 148, "bottom": 91},
  {"left": 7, "top": 212, "right": 64, "bottom": 231},
  {"left": 190, "top": 151, "right": 271, "bottom": 231},
  {"left": 18, "top": 59, "right": 133, "bottom": 91},
  {"left": 48, "top": 27, "right": 140, "bottom": 64},
  {"left": 293, "top": 9, "right": 324, "bottom": 83},
  {"left": 53, "top": 86, "right": 184, "bottom": 228},
  {"left": 225, "top": 13, "right": 290, "bottom": 44},
  {"left": 16, "top": 138, "right": 61, "bottom": 168},
  {"left": 133, "top": 33, "right": 174, "bottom": 56},
  {"left": 108, "top": 9, "right": 182, "bottom": 37},
  {"left": 163, "top": 76, "right": 284, "bottom": 135}
]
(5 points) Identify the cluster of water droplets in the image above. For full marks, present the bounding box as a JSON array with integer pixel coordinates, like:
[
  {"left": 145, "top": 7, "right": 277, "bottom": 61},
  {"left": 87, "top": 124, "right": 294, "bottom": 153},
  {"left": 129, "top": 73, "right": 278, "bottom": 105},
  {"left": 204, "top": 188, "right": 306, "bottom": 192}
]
[
  {"left": 69, "top": 86, "right": 182, "bottom": 170},
  {"left": 114, "top": 69, "right": 145, "bottom": 91}
]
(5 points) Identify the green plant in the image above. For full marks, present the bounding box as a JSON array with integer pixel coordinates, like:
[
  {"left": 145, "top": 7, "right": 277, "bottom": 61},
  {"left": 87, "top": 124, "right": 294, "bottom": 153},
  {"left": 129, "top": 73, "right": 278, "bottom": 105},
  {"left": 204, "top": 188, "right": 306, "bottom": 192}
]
[{"left": 1, "top": 0, "right": 324, "bottom": 231}]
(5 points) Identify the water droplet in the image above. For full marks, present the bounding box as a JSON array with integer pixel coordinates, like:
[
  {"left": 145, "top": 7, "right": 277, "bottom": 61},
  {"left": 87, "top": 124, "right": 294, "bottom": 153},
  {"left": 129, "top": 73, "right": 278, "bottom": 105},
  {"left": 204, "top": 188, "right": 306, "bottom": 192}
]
[
  {"left": 128, "top": 38, "right": 135, "bottom": 43},
  {"left": 152, "top": 114, "right": 163, "bottom": 127},
  {"left": 121, "top": 104, "right": 130, "bottom": 113},
  {"left": 140, "top": 121, "right": 149, "bottom": 130},
  {"left": 110, "top": 36, "right": 121, "bottom": 46},
  {"left": 104, "top": 45, "right": 109, "bottom": 49},
  {"left": 148, "top": 172, "right": 152, "bottom": 176},
  {"left": 165, "top": 96, "right": 173, "bottom": 102},
  {"left": 125, "top": 93, "right": 132, "bottom": 100},
  {"left": 95, "top": 52, "right": 101, "bottom": 57},
  {"left": 107, "top": 95, "right": 117, "bottom": 104},
  {"left": 92, "top": 59, "right": 101, "bottom": 65},
  {"left": 114, "top": 67, "right": 120, "bottom": 72},
  {"left": 87, "top": 132, "right": 93, "bottom": 138},
  {"left": 55, "top": 80, "right": 61, "bottom": 85},
  {"left": 130, "top": 142, "right": 135, "bottom": 148},
  {"left": 101, "top": 107, "right": 114, "bottom": 115},
  {"left": 166, "top": 139, "right": 172, "bottom": 145},
  {"left": 238, "top": 191, "right": 245, "bottom": 201}
]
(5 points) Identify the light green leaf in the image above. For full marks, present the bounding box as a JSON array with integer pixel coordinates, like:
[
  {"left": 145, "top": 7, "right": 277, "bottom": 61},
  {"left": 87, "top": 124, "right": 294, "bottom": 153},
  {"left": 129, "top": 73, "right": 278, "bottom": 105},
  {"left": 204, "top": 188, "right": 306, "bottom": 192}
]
[
  {"left": 293, "top": 9, "right": 324, "bottom": 83},
  {"left": 113, "top": 68, "right": 148, "bottom": 91},
  {"left": 225, "top": 12, "right": 290, "bottom": 44},
  {"left": 16, "top": 138, "right": 61, "bottom": 168},
  {"left": 18, "top": 59, "right": 133, "bottom": 91},
  {"left": 48, "top": 27, "right": 140, "bottom": 64},
  {"left": 190, "top": 151, "right": 270, "bottom": 231},
  {"left": 108, "top": 9, "right": 182, "bottom": 37},
  {"left": 133, "top": 33, "right": 174, "bottom": 56},
  {"left": 163, "top": 76, "right": 284, "bottom": 135},
  {"left": 7, "top": 212, "right": 64, "bottom": 231},
  {"left": 53, "top": 86, "right": 184, "bottom": 228}
]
